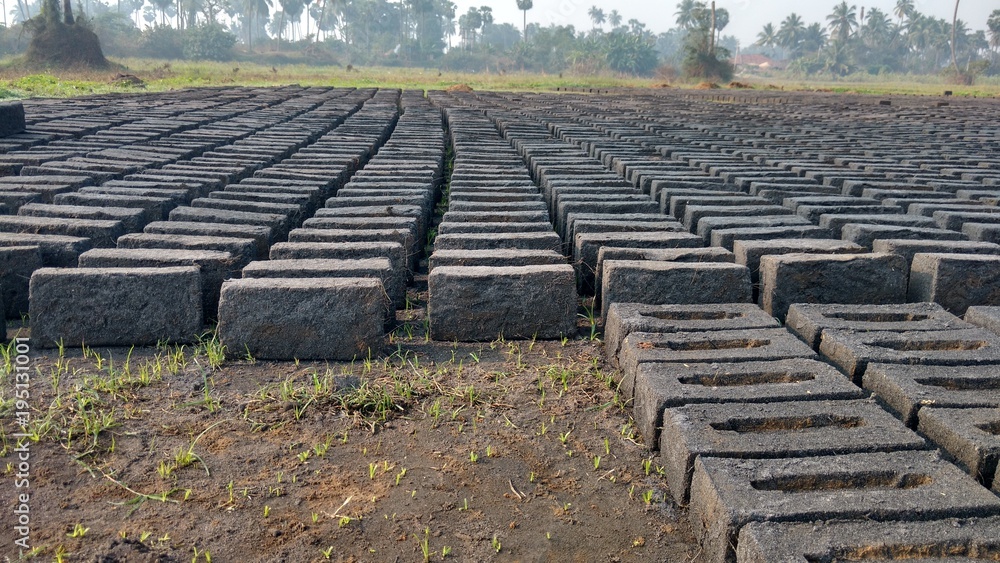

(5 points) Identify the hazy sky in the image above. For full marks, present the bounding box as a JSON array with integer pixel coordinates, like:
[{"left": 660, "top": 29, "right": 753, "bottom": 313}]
[{"left": 452, "top": 0, "right": 995, "bottom": 46}]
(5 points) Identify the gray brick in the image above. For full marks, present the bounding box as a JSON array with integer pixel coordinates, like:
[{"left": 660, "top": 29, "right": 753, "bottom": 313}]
[
  {"left": 759, "top": 253, "right": 908, "bottom": 322},
  {"left": 918, "top": 407, "right": 1000, "bottom": 487},
  {"left": 863, "top": 363, "right": 1000, "bottom": 427},
  {"left": 689, "top": 451, "right": 1000, "bottom": 563},
  {"left": 785, "top": 302, "right": 968, "bottom": 350},
  {"left": 737, "top": 518, "right": 1000, "bottom": 563},
  {"left": 618, "top": 328, "right": 817, "bottom": 381},
  {"left": 663, "top": 400, "right": 925, "bottom": 504},
  {"left": 428, "top": 265, "right": 576, "bottom": 341},
  {"left": 633, "top": 359, "right": 863, "bottom": 450},
  {"left": 218, "top": 277, "right": 384, "bottom": 361},
  {"left": 604, "top": 303, "right": 778, "bottom": 366},
  {"left": 30, "top": 267, "right": 202, "bottom": 347},
  {"left": 820, "top": 328, "right": 1000, "bottom": 383},
  {"left": 601, "top": 261, "right": 752, "bottom": 320},
  {"left": 909, "top": 253, "right": 1000, "bottom": 315}
]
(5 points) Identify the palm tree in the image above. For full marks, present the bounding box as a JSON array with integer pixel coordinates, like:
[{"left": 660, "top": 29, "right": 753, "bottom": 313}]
[
  {"left": 242, "top": 0, "right": 272, "bottom": 50},
  {"left": 827, "top": 1, "right": 858, "bottom": 43},
  {"left": 893, "top": 0, "right": 914, "bottom": 26},
  {"left": 862, "top": 8, "right": 893, "bottom": 48},
  {"left": 516, "top": 0, "right": 532, "bottom": 41},
  {"left": 587, "top": 5, "right": 605, "bottom": 32},
  {"left": 824, "top": 39, "right": 853, "bottom": 75},
  {"left": 989, "top": 9, "right": 1000, "bottom": 52},
  {"left": 628, "top": 18, "right": 646, "bottom": 36},
  {"left": 713, "top": 8, "right": 729, "bottom": 48},
  {"left": 777, "top": 12, "right": 805, "bottom": 57},
  {"left": 608, "top": 9, "right": 621, "bottom": 29},
  {"left": 756, "top": 22, "right": 777, "bottom": 51},
  {"left": 801, "top": 22, "right": 827, "bottom": 54},
  {"left": 674, "top": 0, "right": 705, "bottom": 30}
]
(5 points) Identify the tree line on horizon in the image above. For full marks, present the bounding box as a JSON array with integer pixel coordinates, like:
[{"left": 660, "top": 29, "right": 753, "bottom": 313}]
[
  {"left": 2, "top": 0, "right": 996, "bottom": 79},
  {"left": 751, "top": 1, "right": 998, "bottom": 78}
]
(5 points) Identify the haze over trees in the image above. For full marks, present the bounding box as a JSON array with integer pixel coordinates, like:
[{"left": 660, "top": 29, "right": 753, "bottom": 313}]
[
  {"left": 753, "top": 1, "right": 995, "bottom": 78},
  {"left": 2, "top": 0, "right": 994, "bottom": 79}
]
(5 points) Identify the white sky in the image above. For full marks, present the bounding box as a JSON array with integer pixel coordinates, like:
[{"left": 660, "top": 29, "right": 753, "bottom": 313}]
[{"left": 451, "top": 0, "right": 996, "bottom": 46}]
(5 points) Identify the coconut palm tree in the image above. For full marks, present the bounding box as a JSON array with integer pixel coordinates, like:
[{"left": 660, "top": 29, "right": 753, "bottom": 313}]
[
  {"left": 989, "top": 9, "right": 1000, "bottom": 52},
  {"left": 827, "top": 1, "right": 858, "bottom": 43},
  {"left": 515, "top": 0, "right": 532, "bottom": 41},
  {"left": 862, "top": 8, "right": 893, "bottom": 48},
  {"left": 801, "top": 22, "right": 827, "bottom": 55},
  {"left": 608, "top": 9, "right": 621, "bottom": 29},
  {"left": 777, "top": 12, "right": 805, "bottom": 57},
  {"left": 674, "top": 0, "right": 704, "bottom": 30},
  {"left": 587, "top": 5, "right": 605, "bottom": 32},
  {"left": 893, "top": 0, "right": 914, "bottom": 26},
  {"left": 756, "top": 22, "right": 777, "bottom": 50}
]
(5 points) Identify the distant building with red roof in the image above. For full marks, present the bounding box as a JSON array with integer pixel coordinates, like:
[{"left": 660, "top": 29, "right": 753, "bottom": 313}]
[{"left": 731, "top": 54, "right": 787, "bottom": 70}]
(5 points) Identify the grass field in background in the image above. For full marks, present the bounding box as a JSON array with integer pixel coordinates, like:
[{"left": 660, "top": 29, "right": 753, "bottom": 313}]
[{"left": 0, "top": 57, "right": 997, "bottom": 98}]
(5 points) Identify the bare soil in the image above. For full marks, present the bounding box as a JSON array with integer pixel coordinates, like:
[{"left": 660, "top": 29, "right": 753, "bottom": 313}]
[{"left": 0, "top": 296, "right": 702, "bottom": 562}]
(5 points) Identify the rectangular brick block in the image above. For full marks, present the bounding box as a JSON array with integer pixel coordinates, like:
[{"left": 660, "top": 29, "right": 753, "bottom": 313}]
[
  {"left": 0, "top": 233, "right": 91, "bottom": 267},
  {"left": 595, "top": 247, "right": 733, "bottom": 297},
  {"left": 662, "top": 399, "right": 925, "bottom": 504},
  {"left": 78, "top": 248, "right": 241, "bottom": 321},
  {"left": 818, "top": 213, "right": 934, "bottom": 237},
  {"left": 841, "top": 224, "right": 966, "bottom": 250},
  {"left": 218, "top": 278, "right": 384, "bottom": 361},
  {"left": 759, "top": 253, "right": 908, "bottom": 322},
  {"left": 116, "top": 233, "right": 257, "bottom": 268},
  {"left": 604, "top": 303, "right": 778, "bottom": 366},
  {"left": 863, "top": 363, "right": 1000, "bottom": 427},
  {"left": 689, "top": 451, "right": 1000, "bottom": 563},
  {"left": 966, "top": 305, "right": 1000, "bottom": 336},
  {"left": 708, "top": 225, "right": 831, "bottom": 252},
  {"left": 577, "top": 231, "right": 704, "bottom": 293},
  {"left": 918, "top": 407, "right": 1000, "bottom": 487},
  {"left": 820, "top": 328, "right": 1000, "bottom": 383},
  {"left": 633, "top": 359, "right": 863, "bottom": 450},
  {"left": 785, "top": 302, "right": 968, "bottom": 350},
  {"left": 618, "top": 328, "right": 817, "bottom": 383},
  {"left": 242, "top": 257, "right": 399, "bottom": 311},
  {"left": 600, "top": 261, "right": 752, "bottom": 321},
  {"left": 432, "top": 232, "right": 562, "bottom": 253},
  {"left": 30, "top": 267, "right": 203, "bottom": 347},
  {"left": 429, "top": 249, "right": 566, "bottom": 271},
  {"left": 696, "top": 215, "right": 811, "bottom": 245},
  {"left": 736, "top": 518, "right": 1000, "bottom": 563},
  {"left": 733, "top": 239, "right": 863, "bottom": 286},
  {"left": 0, "top": 215, "right": 125, "bottom": 248},
  {"left": 873, "top": 238, "right": 1000, "bottom": 266},
  {"left": 269, "top": 241, "right": 406, "bottom": 279},
  {"left": 0, "top": 245, "right": 41, "bottom": 319},
  {"left": 934, "top": 210, "right": 1000, "bottom": 232},
  {"left": 428, "top": 265, "right": 576, "bottom": 341},
  {"left": 145, "top": 221, "right": 271, "bottom": 258},
  {"left": 909, "top": 253, "right": 1000, "bottom": 315}
]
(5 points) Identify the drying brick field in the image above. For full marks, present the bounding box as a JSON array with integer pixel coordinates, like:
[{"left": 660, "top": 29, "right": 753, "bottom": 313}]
[{"left": 1, "top": 86, "right": 1000, "bottom": 561}]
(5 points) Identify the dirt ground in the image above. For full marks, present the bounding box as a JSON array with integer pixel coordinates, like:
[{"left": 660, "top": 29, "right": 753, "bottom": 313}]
[{"left": 0, "top": 288, "right": 703, "bottom": 562}]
